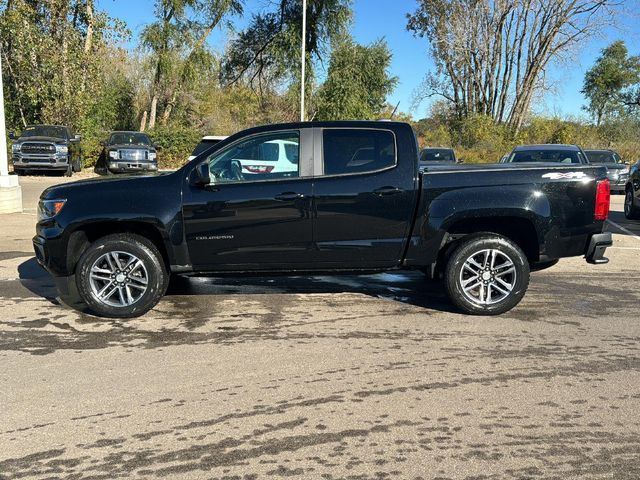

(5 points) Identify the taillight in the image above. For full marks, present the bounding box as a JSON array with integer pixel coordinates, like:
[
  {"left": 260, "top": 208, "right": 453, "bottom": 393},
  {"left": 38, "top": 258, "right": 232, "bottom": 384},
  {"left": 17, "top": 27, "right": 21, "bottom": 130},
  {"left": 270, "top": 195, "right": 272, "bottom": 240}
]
[
  {"left": 594, "top": 179, "right": 610, "bottom": 220},
  {"left": 243, "top": 165, "right": 274, "bottom": 173}
]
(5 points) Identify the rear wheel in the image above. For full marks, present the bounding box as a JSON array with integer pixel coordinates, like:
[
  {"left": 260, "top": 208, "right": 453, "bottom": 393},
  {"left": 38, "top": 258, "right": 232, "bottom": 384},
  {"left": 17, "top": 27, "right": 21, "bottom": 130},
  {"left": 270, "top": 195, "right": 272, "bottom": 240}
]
[
  {"left": 624, "top": 189, "right": 640, "bottom": 219},
  {"left": 72, "top": 158, "right": 82, "bottom": 172},
  {"left": 75, "top": 234, "right": 168, "bottom": 318},
  {"left": 444, "top": 234, "right": 530, "bottom": 315}
]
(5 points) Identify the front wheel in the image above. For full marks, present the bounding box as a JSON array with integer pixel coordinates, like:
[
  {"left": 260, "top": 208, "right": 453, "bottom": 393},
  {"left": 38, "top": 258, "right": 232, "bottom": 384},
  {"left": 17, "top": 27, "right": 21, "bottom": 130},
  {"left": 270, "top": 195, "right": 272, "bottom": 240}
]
[
  {"left": 75, "top": 234, "right": 168, "bottom": 318},
  {"left": 624, "top": 190, "right": 640, "bottom": 220},
  {"left": 444, "top": 234, "right": 530, "bottom": 315}
]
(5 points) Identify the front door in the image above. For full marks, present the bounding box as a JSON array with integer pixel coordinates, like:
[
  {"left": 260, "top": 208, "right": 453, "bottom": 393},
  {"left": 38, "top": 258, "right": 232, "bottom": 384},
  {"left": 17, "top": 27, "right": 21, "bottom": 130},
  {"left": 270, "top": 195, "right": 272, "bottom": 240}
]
[{"left": 183, "top": 129, "right": 314, "bottom": 271}]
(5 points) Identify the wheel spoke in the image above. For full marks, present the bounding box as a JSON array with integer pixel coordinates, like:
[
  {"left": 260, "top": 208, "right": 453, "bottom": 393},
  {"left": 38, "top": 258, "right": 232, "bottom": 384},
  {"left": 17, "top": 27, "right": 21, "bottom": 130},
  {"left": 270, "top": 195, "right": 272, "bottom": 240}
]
[
  {"left": 462, "top": 275, "right": 480, "bottom": 287},
  {"left": 491, "top": 281, "right": 510, "bottom": 296},
  {"left": 495, "top": 266, "right": 515, "bottom": 278},
  {"left": 117, "top": 286, "right": 126, "bottom": 305},
  {"left": 495, "top": 277, "right": 513, "bottom": 291},
  {"left": 90, "top": 272, "right": 112, "bottom": 282},
  {"left": 464, "top": 281, "right": 481, "bottom": 293},
  {"left": 125, "top": 285, "right": 135, "bottom": 304},
  {"left": 486, "top": 283, "right": 493, "bottom": 303}
]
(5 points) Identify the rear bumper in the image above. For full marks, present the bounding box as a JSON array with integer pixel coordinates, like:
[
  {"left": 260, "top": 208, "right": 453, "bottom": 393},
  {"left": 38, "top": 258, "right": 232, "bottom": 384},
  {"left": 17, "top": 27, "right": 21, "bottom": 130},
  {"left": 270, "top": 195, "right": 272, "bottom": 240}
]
[{"left": 585, "top": 232, "right": 612, "bottom": 264}]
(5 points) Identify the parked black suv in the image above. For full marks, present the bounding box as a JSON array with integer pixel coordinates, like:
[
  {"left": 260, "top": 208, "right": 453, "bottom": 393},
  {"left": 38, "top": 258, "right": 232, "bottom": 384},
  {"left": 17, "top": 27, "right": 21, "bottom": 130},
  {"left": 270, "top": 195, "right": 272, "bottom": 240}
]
[
  {"left": 95, "top": 131, "right": 159, "bottom": 175},
  {"left": 10, "top": 125, "right": 82, "bottom": 176}
]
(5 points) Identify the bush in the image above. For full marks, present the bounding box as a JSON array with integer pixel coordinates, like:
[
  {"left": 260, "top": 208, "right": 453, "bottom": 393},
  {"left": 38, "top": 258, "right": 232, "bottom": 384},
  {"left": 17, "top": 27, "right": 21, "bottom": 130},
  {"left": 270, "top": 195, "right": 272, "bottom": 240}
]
[{"left": 146, "top": 125, "right": 203, "bottom": 169}]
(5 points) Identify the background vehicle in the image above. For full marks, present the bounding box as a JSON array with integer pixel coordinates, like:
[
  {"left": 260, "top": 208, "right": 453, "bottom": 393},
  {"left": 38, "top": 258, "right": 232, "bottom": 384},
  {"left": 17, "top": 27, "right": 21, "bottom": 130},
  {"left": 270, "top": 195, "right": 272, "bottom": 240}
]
[
  {"left": 35, "top": 121, "right": 611, "bottom": 319},
  {"left": 584, "top": 149, "right": 629, "bottom": 194},
  {"left": 10, "top": 125, "right": 82, "bottom": 176},
  {"left": 502, "top": 144, "right": 589, "bottom": 164},
  {"left": 95, "top": 131, "right": 159, "bottom": 175},
  {"left": 187, "top": 136, "right": 228, "bottom": 161},
  {"left": 222, "top": 137, "right": 299, "bottom": 175},
  {"left": 419, "top": 147, "right": 459, "bottom": 165},
  {"left": 624, "top": 162, "right": 640, "bottom": 219}
]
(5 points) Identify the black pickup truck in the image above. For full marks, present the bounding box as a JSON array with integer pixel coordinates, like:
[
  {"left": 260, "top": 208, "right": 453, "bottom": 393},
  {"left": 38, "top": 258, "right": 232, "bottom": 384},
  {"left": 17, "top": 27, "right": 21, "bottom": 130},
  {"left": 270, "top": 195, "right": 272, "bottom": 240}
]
[
  {"left": 11, "top": 125, "right": 82, "bottom": 176},
  {"left": 34, "top": 121, "right": 612, "bottom": 318}
]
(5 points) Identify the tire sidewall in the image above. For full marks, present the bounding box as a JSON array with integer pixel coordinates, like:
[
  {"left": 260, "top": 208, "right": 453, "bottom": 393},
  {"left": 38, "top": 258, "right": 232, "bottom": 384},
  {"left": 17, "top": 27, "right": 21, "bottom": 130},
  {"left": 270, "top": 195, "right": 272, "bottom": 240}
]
[
  {"left": 445, "top": 235, "right": 530, "bottom": 315},
  {"left": 76, "top": 236, "right": 167, "bottom": 318}
]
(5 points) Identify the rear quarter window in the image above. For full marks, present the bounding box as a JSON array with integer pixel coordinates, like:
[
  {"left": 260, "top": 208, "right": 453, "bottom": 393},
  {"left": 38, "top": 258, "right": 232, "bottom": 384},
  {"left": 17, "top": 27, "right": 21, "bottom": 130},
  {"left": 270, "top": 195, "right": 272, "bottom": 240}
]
[{"left": 322, "top": 129, "right": 396, "bottom": 176}]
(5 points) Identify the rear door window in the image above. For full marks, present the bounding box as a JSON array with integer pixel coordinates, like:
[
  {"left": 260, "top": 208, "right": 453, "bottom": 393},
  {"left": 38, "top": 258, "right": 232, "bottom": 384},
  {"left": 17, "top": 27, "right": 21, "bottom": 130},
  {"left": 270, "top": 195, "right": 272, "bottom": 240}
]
[{"left": 322, "top": 129, "right": 396, "bottom": 176}]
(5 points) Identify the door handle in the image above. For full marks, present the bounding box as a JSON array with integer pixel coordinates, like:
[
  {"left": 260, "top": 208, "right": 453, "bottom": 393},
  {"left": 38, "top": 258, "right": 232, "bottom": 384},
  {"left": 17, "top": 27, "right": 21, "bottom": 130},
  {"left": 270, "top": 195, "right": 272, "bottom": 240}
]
[
  {"left": 274, "top": 192, "right": 304, "bottom": 201},
  {"left": 373, "top": 186, "right": 403, "bottom": 196}
]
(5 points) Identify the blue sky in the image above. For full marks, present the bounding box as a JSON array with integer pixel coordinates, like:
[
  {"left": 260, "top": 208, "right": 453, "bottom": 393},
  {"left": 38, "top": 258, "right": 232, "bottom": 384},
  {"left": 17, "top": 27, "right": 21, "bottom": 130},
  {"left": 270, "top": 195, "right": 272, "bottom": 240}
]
[{"left": 99, "top": 0, "right": 640, "bottom": 120}]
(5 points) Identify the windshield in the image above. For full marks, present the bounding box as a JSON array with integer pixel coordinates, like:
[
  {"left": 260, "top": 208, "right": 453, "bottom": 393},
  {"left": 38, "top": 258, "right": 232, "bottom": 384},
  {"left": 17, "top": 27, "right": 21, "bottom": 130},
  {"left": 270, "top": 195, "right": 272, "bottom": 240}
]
[
  {"left": 109, "top": 132, "right": 152, "bottom": 146},
  {"left": 21, "top": 126, "right": 67, "bottom": 139},
  {"left": 585, "top": 151, "right": 622, "bottom": 164},
  {"left": 420, "top": 149, "right": 455, "bottom": 162},
  {"left": 508, "top": 149, "right": 583, "bottom": 164}
]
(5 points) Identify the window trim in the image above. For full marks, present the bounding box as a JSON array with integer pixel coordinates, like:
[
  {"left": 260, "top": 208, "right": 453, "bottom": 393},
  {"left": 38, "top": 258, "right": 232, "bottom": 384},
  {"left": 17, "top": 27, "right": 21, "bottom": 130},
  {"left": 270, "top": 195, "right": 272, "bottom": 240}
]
[
  {"left": 315, "top": 127, "right": 398, "bottom": 178},
  {"left": 199, "top": 129, "right": 311, "bottom": 187}
]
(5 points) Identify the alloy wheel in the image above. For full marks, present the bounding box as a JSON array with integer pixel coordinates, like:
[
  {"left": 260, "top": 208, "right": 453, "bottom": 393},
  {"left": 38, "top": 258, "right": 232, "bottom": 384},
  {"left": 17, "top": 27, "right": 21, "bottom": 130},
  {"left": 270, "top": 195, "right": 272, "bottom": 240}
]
[
  {"left": 459, "top": 249, "right": 516, "bottom": 306},
  {"left": 88, "top": 251, "right": 149, "bottom": 308}
]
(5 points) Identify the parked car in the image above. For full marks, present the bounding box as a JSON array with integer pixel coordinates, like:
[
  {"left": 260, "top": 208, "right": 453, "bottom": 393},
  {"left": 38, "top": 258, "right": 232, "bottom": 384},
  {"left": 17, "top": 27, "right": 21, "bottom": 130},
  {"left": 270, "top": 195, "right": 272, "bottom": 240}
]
[
  {"left": 502, "top": 144, "right": 589, "bottom": 164},
  {"left": 34, "top": 121, "right": 612, "bottom": 318},
  {"left": 221, "top": 137, "right": 299, "bottom": 175},
  {"left": 419, "top": 147, "right": 459, "bottom": 165},
  {"left": 95, "top": 131, "right": 159, "bottom": 175},
  {"left": 624, "top": 161, "right": 640, "bottom": 219},
  {"left": 584, "top": 149, "right": 629, "bottom": 194},
  {"left": 187, "top": 136, "right": 229, "bottom": 161},
  {"left": 10, "top": 125, "right": 82, "bottom": 176}
]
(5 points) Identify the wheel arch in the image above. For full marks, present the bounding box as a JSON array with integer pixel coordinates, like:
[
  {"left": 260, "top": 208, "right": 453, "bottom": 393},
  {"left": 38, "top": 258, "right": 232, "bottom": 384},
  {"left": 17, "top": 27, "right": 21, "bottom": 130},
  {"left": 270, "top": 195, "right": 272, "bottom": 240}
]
[{"left": 66, "top": 222, "right": 171, "bottom": 275}]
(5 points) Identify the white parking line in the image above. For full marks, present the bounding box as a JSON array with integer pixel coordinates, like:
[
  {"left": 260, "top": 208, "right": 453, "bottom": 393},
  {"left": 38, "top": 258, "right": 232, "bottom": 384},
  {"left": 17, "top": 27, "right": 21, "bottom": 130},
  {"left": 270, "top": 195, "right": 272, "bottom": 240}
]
[{"left": 606, "top": 219, "right": 640, "bottom": 242}]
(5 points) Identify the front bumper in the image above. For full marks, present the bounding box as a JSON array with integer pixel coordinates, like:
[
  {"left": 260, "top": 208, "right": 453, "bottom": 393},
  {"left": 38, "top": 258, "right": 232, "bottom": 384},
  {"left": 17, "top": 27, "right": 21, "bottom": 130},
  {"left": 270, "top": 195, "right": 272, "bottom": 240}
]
[
  {"left": 585, "top": 232, "right": 612, "bottom": 265},
  {"left": 108, "top": 161, "right": 158, "bottom": 173},
  {"left": 13, "top": 155, "right": 69, "bottom": 170},
  {"left": 608, "top": 175, "right": 629, "bottom": 192}
]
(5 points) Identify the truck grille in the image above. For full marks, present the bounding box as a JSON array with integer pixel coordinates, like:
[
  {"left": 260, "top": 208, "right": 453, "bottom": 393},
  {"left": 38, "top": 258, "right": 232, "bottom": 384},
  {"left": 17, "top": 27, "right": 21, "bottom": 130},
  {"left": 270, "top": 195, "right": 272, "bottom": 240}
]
[
  {"left": 119, "top": 149, "right": 148, "bottom": 161},
  {"left": 22, "top": 142, "right": 56, "bottom": 154}
]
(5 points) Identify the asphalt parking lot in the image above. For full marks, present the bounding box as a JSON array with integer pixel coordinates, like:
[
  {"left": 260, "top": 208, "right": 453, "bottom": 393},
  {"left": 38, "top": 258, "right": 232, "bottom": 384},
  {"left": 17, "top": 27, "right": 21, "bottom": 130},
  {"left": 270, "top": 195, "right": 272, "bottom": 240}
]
[{"left": 1, "top": 175, "right": 640, "bottom": 479}]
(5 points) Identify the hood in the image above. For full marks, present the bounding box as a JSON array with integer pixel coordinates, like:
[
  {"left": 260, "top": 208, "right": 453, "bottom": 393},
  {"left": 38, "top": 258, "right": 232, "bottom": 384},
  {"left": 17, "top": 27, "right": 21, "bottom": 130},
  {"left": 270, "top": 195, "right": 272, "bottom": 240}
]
[
  {"left": 40, "top": 171, "right": 171, "bottom": 201},
  {"left": 17, "top": 136, "right": 67, "bottom": 144}
]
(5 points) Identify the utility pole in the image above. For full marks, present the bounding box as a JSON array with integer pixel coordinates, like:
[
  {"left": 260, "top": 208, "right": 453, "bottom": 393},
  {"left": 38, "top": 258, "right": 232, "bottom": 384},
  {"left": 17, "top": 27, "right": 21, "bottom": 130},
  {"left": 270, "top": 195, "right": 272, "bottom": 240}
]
[
  {"left": 300, "top": 0, "right": 307, "bottom": 122},
  {"left": 0, "top": 52, "right": 23, "bottom": 213}
]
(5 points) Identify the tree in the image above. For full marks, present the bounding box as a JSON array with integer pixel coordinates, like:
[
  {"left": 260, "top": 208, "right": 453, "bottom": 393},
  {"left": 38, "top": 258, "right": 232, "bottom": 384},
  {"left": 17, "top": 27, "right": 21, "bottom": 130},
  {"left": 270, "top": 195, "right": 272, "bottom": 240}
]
[
  {"left": 582, "top": 41, "right": 640, "bottom": 126},
  {"left": 407, "top": 0, "right": 624, "bottom": 132},
  {"left": 315, "top": 38, "right": 397, "bottom": 120},
  {"left": 141, "top": 0, "right": 243, "bottom": 129},
  {"left": 220, "top": 0, "right": 351, "bottom": 105}
]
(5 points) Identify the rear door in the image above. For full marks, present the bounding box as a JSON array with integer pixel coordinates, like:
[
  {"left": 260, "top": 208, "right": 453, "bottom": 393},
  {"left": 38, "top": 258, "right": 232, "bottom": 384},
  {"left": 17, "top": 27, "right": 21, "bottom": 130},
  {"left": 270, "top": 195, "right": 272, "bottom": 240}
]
[
  {"left": 182, "top": 129, "right": 315, "bottom": 271},
  {"left": 310, "top": 127, "right": 419, "bottom": 268}
]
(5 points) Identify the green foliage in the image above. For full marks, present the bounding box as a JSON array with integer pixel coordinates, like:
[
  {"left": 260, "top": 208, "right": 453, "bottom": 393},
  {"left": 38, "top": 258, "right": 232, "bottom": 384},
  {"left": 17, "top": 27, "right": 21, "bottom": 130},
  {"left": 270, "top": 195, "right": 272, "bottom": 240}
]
[
  {"left": 582, "top": 41, "right": 640, "bottom": 125},
  {"left": 315, "top": 38, "right": 397, "bottom": 120},
  {"left": 146, "top": 125, "right": 203, "bottom": 168}
]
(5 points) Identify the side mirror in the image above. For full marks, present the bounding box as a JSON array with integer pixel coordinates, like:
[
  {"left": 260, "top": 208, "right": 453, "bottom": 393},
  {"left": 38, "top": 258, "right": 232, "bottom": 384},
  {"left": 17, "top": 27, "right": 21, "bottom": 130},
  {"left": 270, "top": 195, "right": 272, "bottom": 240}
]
[
  {"left": 624, "top": 161, "right": 630, "bottom": 165},
  {"left": 74, "top": 134, "right": 82, "bottom": 141},
  {"left": 194, "top": 162, "right": 211, "bottom": 186},
  {"left": 154, "top": 143, "right": 162, "bottom": 150},
  {"left": 457, "top": 159, "right": 464, "bottom": 164},
  {"left": 8, "top": 131, "right": 15, "bottom": 140}
]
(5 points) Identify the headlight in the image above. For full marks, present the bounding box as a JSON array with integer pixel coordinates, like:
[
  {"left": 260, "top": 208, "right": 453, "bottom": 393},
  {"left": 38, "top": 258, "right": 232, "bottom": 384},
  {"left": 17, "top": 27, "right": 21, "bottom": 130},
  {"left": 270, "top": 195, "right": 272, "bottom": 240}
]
[
  {"left": 11, "top": 144, "right": 20, "bottom": 153},
  {"left": 55, "top": 145, "right": 68, "bottom": 155},
  {"left": 148, "top": 152, "right": 157, "bottom": 161},
  {"left": 108, "top": 150, "right": 119, "bottom": 159},
  {"left": 37, "top": 199, "right": 66, "bottom": 221}
]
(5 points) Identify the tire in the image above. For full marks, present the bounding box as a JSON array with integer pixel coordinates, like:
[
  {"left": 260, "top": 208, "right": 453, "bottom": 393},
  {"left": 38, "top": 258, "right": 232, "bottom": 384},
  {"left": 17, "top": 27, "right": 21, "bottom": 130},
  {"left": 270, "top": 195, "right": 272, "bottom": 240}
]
[
  {"left": 624, "top": 189, "right": 640, "bottom": 220},
  {"left": 75, "top": 234, "right": 168, "bottom": 318},
  {"left": 444, "top": 234, "right": 530, "bottom": 315},
  {"left": 14, "top": 169, "right": 24, "bottom": 176},
  {"left": 73, "top": 158, "right": 82, "bottom": 172}
]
